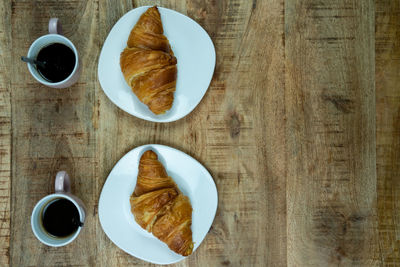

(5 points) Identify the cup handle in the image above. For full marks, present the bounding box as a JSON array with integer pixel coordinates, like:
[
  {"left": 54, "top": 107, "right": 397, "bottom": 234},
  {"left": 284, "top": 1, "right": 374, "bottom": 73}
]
[
  {"left": 49, "top": 18, "right": 62, "bottom": 35},
  {"left": 55, "top": 171, "right": 71, "bottom": 193}
]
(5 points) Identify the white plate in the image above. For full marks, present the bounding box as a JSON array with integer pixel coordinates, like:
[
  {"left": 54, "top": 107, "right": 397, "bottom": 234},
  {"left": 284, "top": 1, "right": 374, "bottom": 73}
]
[
  {"left": 98, "top": 6, "right": 216, "bottom": 122},
  {"left": 98, "top": 144, "right": 218, "bottom": 264}
]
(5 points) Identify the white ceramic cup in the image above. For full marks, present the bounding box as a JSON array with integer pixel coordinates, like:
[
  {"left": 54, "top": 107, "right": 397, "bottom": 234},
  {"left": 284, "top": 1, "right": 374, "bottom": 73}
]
[
  {"left": 31, "top": 171, "right": 86, "bottom": 247},
  {"left": 26, "top": 18, "right": 81, "bottom": 88}
]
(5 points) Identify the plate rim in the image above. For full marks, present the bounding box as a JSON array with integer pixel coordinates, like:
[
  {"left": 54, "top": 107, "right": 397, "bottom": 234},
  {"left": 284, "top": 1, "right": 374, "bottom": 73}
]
[
  {"left": 98, "top": 144, "right": 218, "bottom": 264},
  {"left": 97, "top": 6, "right": 216, "bottom": 123}
]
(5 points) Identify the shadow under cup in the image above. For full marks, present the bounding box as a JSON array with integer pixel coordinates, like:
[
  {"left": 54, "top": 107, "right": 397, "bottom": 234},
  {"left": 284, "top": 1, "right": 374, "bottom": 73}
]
[
  {"left": 27, "top": 34, "right": 80, "bottom": 88},
  {"left": 31, "top": 193, "right": 84, "bottom": 247}
]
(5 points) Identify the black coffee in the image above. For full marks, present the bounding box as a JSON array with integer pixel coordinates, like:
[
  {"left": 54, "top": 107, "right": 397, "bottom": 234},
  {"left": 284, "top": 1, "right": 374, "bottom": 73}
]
[
  {"left": 42, "top": 198, "right": 81, "bottom": 238},
  {"left": 36, "top": 43, "right": 76, "bottom": 83}
]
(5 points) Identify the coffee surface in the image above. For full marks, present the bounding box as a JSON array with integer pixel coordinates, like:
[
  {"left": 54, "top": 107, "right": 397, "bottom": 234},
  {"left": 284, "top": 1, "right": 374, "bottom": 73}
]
[
  {"left": 42, "top": 198, "right": 80, "bottom": 237},
  {"left": 36, "top": 43, "right": 76, "bottom": 83}
]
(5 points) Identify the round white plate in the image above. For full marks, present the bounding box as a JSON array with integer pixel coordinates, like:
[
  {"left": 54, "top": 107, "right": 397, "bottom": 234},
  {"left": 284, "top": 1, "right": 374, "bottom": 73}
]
[
  {"left": 98, "top": 144, "right": 218, "bottom": 264},
  {"left": 98, "top": 6, "right": 216, "bottom": 122}
]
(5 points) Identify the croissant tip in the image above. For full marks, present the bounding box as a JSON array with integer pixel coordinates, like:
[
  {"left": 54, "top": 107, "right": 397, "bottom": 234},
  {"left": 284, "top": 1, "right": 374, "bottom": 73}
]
[{"left": 141, "top": 150, "right": 158, "bottom": 160}]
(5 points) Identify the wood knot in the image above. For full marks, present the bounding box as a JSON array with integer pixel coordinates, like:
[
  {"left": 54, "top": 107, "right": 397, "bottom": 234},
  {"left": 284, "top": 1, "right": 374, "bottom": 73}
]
[
  {"left": 221, "top": 260, "right": 231, "bottom": 266},
  {"left": 322, "top": 94, "right": 354, "bottom": 114},
  {"left": 228, "top": 112, "right": 241, "bottom": 138},
  {"left": 312, "top": 206, "right": 367, "bottom": 264},
  {"left": 198, "top": 8, "right": 207, "bottom": 18},
  {"left": 234, "top": 212, "right": 239, "bottom": 223},
  {"left": 335, "top": 246, "right": 347, "bottom": 261}
]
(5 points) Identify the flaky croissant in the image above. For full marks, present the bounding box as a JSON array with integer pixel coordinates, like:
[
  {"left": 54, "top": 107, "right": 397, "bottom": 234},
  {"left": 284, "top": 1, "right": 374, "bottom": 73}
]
[
  {"left": 120, "top": 6, "right": 177, "bottom": 115},
  {"left": 130, "top": 150, "right": 194, "bottom": 256}
]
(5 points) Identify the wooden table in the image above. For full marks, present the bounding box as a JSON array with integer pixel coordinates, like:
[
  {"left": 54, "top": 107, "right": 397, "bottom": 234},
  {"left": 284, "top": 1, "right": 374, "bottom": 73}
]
[{"left": 0, "top": 0, "right": 398, "bottom": 266}]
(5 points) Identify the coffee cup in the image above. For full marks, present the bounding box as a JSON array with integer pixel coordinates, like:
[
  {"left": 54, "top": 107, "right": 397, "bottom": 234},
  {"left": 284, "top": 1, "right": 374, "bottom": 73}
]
[
  {"left": 26, "top": 18, "right": 81, "bottom": 88},
  {"left": 31, "top": 171, "right": 86, "bottom": 247}
]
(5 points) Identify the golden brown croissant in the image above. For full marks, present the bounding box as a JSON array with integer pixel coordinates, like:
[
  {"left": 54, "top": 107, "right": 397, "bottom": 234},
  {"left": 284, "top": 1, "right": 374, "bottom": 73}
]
[
  {"left": 134, "top": 149, "right": 176, "bottom": 196},
  {"left": 130, "top": 150, "right": 194, "bottom": 256},
  {"left": 120, "top": 6, "right": 177, "bottom": 115}
]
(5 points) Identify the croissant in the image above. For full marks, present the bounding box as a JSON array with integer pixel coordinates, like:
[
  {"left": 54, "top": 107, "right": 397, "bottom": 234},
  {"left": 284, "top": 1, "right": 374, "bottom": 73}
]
[
  {"left": 130, "top": 150, "right": 194, "bottom": 256},
  {"left": 120, "top": 6, "right": 177, "bottom": 115}
]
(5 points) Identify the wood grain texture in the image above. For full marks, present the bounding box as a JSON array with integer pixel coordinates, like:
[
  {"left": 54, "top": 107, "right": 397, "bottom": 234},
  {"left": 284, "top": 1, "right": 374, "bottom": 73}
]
[
  {"left": 0, "top": 0, "right": 11, "bottom": 266},
  {"left": 376, "top": 0, "right": 400, "bottom": 265},
  {"left": 10, "top": 1, "right": 99, "bottom": 266},
  {"left": 285, "top": 0, "right": 378, "bottom": 266},
  {"left": 0, "top": 0, "right": 397, "bottom": 266},
  {"left": 96, "top": 0, "right": 286, "bottom": 266}
]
